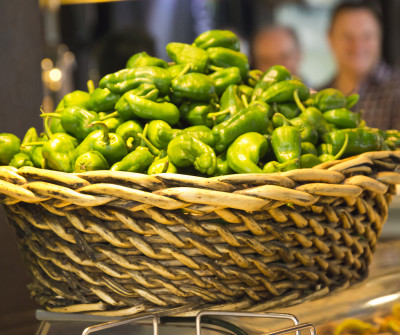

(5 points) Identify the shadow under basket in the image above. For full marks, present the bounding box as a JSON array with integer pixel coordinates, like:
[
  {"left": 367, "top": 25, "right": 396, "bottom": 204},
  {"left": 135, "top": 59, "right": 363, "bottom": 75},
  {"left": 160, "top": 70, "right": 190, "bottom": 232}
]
[{"left": 1, "top": 151, "right": 400, "bottom": 317}]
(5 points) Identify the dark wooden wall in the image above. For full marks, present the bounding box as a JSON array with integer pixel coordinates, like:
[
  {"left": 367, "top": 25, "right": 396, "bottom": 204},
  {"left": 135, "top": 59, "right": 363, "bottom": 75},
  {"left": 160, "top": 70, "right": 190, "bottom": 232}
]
[{"left": 0, "top": 0, "right": 43, "bottom": 334}]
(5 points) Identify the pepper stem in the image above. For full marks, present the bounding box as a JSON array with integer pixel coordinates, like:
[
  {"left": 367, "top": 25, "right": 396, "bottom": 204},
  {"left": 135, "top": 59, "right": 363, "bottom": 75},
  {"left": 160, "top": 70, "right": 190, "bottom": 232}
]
[
  {"left": 277, "top": 158, "right": 299, "bottom": 171},
  {"left": 40, "top": 113, "right": 61, "bottom": 119},
  {"left": 126, "top": 137, "right": 135, "bottom": 150},
  {"left": 293, "top": 89, "right": 306, "bottom": 113},
  {"left": 241, "top": 94, "right": 249, "bottom": 108},
  {"left": 136, "top": 133, "right": 160, "bottom": 156},
  {"left": 87, "top": 80, "right": 95, "bottom": 94},
  {"left": 207, "top": 107, "right": 232, "bottom": 119},
  {"left": 100, "top": 111, "right": 119, "bottom": 120},
  {"left": 20, "top": 142, "right": 44, "bottom": 148},
  {"left": 331, "top": 133, "right": 349, "bottom": 161},
  {"left": 89, "top": 121, "right": 109, "bottom": 143},
  {"left": 273, "top": 112, "right": 290, "bottom": 127},
  {"left": 208, "top": 64, "right": 223, "bottom": 72},
  {"left": 175, "top": 63, "right": 191, "bottom": 78}
]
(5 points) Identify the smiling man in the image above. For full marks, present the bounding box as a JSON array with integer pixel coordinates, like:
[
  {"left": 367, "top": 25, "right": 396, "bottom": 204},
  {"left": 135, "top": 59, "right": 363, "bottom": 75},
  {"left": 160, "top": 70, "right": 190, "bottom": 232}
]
[{"left": 325, "top": 1, "right": 400, "bottom": 130}]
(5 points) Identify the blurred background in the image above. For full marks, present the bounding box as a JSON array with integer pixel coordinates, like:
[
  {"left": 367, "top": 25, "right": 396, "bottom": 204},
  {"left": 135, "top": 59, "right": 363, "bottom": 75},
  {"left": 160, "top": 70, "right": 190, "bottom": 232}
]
[{"left": 0, "top": 0, "right": 399, "bottom": 334}]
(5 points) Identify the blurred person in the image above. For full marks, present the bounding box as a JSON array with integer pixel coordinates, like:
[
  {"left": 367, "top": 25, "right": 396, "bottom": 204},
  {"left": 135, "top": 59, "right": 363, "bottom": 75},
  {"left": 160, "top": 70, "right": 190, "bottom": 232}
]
[
  {"left": 252, "top": 25, "right": 302, "bottom": 76},
  {"left": 324, "top": 1, "right": 400, "bottom": 130}
]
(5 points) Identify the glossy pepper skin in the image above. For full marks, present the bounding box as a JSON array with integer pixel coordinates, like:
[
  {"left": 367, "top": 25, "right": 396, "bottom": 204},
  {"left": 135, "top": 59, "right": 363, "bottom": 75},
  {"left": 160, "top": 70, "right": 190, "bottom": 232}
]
[
  {"left": 324, "top": 128, "right": 384, "bottom": 156},
  {"left": 63, "top": 90, "right": 91, "bottom": 109},
  {"left": 167, "top": 134, "right": 217, "bottom": 175},
  {"left": 9, "top": 152, "right": 34, "bottom": 168},
  {"left": 273, "top": 102, "right": 300, "bottom": 120},
  {"left": 111, "top": 146, "right": 154, "bottom": 172},
  {"left": 211, "top": 84, "right": 244, "bottom": 124},
  {"left": 88, "top": 87, "right": 120, "bottom": 113},
  {"left": 215, "top": 153, "right": 232, "bottom": 176},
  {"left": 300, "top": 154, "right": 322, "bottom": 168},
  {"left": 281, "top": 116, "right": 318, "bottom": 145},
  {"left": 194, "top": 30, "right": 240, "bottom": 51},
  {"left": 271, "top": 113, "right": 301, "bottom": 171},
  {"left": 20, "top": 127, "right": 38, "bottom": 158},
  {"left": 42, "top": 107, "right": 101, "bottom": 141},
  {"left": 180, "top": 102, "right": 214, "bottom": 127},
  {"left": 209, "top": 67, "right": 241, "bottom": 96},
  {"left": 147, "top": 155, "right": 178, "bottom": 174},
  {"left": 42, "top": 134, "right": 77, "bottom": 172},
  {"left": 0, "top": 133, "right": 21, "bottom": 165},
  {"left": 114, "top": 83, "right": 159, "bottom": 121},
  {"left": 115, "top": 120, "right": 144, "bottom": 152},
  {"left": 166, "top": 42, "right": 209, "bottom": 73},
  {"left": 251, "top": 65, "right": 292, "bottom": 102},
  {"left": 99, "top": 66, "right": 171, "bottom": 95},
  {"left": 171, "top": 73, "right": 215, "bottom": 102},
  {"left": 246, "top": 69, "right": 263, "bottom": 88},
  {"left": 31, "top": 146, "right": 45, "bottom": 168},
  {"left": 116, "top": 94, "right": 180, "bottom": 126},
  {"left": 314, "top": 88, "right": 347, "bottom": 112},
  {"left": 212, "top": 102, "right": 271, "bottom": 152},
  {"left": 263, "top": 159, "right": 299, "bottom": 173},
  {"left": 207, "top": 47, "right": 249, "bottom": 79},
  {"left": 323, "top": 108, "right": 359, "bottom": 129},
  {"left": 166, "top": 64, "right": 190, "bottom": 79},
  {"left": 74, "top": 122, "right": 128, "bottom": 165},
  {"left": 301, "top": 142, "right": 318, "bottom": 156},
  {"left": 182, "top": 125, "right": 216, "bottom": 147},
  {"left": 262, "top": 79, "right": 309, "bottom": 103},
  {"left": 126, "top": 51, "right": 168, "bottom": 69},
  {"left": 74, "top": 151, "right": 110, "bottom": 172},
  {"left": 147, "top": 120, "right": 180, "bottom": 149},
  {"left": 346, "top": 93, "right": 360, "bottom": 109},
  {"left": 227, "top": 132, "right": 268, "bottom": 174}
]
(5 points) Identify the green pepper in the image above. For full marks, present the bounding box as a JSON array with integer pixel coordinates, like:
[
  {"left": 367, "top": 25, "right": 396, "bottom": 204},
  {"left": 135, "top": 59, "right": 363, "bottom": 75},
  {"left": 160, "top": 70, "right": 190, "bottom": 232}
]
[
  {"left": 147, "top": 155, "right": 178, "bottom": 174},
  {"left": 273, "top": 102, "right": 300, "bottom": 119},
  {"left": 208, "top": 84, "right": 244, "bottom": 124},
  {"left": 301, "top": 142, "right": 318, "bottom": 156},
  {"left": 209, "top": 67, "right": 241, "bottom": 96},
  {"left": 346, "top": 93, "right": 360, "bottom": 109},
  {"left": 74, "top": 151, "right": 110, "bottom": 172},
  {"left": 300, "top": 154, "right": 322, "bottom": 168},
  {"left": 262, "top": 79, "right": 309, "bottom": 103},
  {"left": 103, "top": 117, "right": 124, "bottom": 133},
  {"left": 111, "top": 146, "right": 154, "bottom": 172},
  {"left": 20, "top": 127, "right": 38, "bottom": 158},
  {"left": 182, "top": 125, "right": 216, "bottom": 147},
  {"left": 9, "top": 152, "right": 34, "bottom": 168},
  {"left": 238, "top": 84, "right": 254, "bottom": 101},
  {"left": 99, "top": 66, "right": 171, "bottom": 95},
  {"left": 115, "top": 120, "right": 144, "bottom": 152},
  {"left": 263, "top": 158, "right": 299, "bottom": 173},
  {"left": 63, "top": 90, "right": 91, "bottom": 109},
  {"left": 314, "top": 88, "right": 347, "bottom": 112},
  {"left": 49, "top": 100, "right": 66, "bottom": 134},
  {"left": 31, "top": 146, "right": 45, "bottom": 168},
  {"left": 147, "top": 120, "right": 181, "bottom": 150},
  {"left": 41, "top": 106, "right": 101, "bottom": 141},
  {"left": 167, "top": 134, "right": 217, "bottom": 175},
  {"left": 114, "top": 94, "right": 180, "bottom": 125},
  {"left": 227, "top": 132, "right": 268, "bottom": 173},
  {"left": 126, "top": 51, "right": 168, "bottom": 69},
  {"left": 0, "top": 133, "right": 21, "bottom": 165},
  {"left": 194, "top": 30, "right": 240, "bottom": 51},
  {"left": 74, "top": 122, "right": 128, "bottom": 165},
  {"left": 212, "top": 102, "right": 270, "bottom": 152},
  {"left": 215, "top": 153, "right": 233, "bottom": 176},
  {"left": 318, "top": 133, "right": 349, "bottom": 162},
  {"left": 43, "top": 134, "right": 76, "bottom": 172},
  {"left": 271, "top": 113, "right": 301, "bottom": 171},
  {"left": 207, "top": 47, "right": 249, "bottom": 79},
  {"left": 294, "top": 90, "right": 332, "bottom": 139},
  {"left": 166, "top": 42, "right": 208, "bottom": 73},
  {"left": 323, "top": 108, "right": 359, "bottom": 129},
  {"left": 246, "top": 69, "right": 263, "bottom": 88},
  {"left": 180, "top": 102, "right": 214, "bottom": 127},
  {"left": 88, "top": 87, "right": 120, "bottom": 113},
  {"left": 323, "top": 128, "right": 384, "bottom": 156},
  {"left": 171, "top": 72, "right": 215, "bottom": 102},
  {"left": 288, "top": 117, "right": 318, "bottom": 145},
  {"left": 166, "top": 64, "right": 190, "bottom": 79},
  {"left": 251, "top": 65, "right": 292, "bottom": 102}
]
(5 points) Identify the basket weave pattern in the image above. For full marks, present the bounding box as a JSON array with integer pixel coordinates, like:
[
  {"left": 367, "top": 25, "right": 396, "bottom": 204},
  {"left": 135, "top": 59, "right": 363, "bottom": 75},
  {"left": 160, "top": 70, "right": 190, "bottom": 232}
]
[{"left": 1, "top": 151, "right": 400, "bottom": 316}]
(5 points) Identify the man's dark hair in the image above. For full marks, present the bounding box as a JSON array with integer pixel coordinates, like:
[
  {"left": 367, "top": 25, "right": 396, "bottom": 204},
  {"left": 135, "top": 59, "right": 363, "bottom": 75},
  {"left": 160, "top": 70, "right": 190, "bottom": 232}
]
[{"left": 329, "top": 0, "right": 382, "bottom": 32}]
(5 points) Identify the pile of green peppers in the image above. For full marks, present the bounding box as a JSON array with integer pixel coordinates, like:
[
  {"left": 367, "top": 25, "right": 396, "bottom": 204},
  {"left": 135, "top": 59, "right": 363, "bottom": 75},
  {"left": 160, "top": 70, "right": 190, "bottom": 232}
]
[{"left": 1, "top": 29, "right": 399, "bottom": 176}]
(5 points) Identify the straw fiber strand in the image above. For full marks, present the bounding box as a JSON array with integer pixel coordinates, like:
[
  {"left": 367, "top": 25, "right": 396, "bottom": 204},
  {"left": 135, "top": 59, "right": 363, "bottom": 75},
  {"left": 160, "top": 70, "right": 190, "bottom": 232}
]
[{"left": 0, "top": 151, "right": 399, "bottom": 316}]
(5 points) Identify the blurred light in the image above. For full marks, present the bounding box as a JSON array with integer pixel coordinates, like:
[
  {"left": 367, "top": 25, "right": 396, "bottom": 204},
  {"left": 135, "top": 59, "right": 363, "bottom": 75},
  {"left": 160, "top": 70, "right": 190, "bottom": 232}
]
[
  {"left": 366, "top": 293, "right": 400, "bottom": 307},
  {"left": 40, "top": 0, "right": 128, "bottom": 7},
  {"left": 41, "top": 58, "right": 53, "bottom": 71},
  {"left": 49, "top": 68, "right": 62, "bottom": 82}
]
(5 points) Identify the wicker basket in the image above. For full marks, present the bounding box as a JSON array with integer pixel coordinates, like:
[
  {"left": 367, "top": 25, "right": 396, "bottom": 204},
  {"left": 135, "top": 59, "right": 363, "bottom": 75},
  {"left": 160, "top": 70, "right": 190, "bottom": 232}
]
[{"left": 1, "top": 150, "right": 400, "bottom": 317}]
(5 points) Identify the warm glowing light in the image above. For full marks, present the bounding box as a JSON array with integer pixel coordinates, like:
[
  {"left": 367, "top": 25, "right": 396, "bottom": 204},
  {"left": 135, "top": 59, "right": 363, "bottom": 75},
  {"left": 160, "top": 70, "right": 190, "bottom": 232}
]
[
  {"left": 49, "top": 68, "right": 62, "bottom": 82},
  {"left": 366, "top": 293, "right": 400, "bottom": 307},
  {"left": 41, "top": 58, "right": 53, "bottom": 71}
]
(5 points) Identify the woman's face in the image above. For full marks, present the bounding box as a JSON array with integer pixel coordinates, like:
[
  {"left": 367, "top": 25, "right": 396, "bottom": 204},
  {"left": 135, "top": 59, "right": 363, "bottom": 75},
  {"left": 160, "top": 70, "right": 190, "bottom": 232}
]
[{"left": 329, "top": 9, "right": 381, "bottom": 76}]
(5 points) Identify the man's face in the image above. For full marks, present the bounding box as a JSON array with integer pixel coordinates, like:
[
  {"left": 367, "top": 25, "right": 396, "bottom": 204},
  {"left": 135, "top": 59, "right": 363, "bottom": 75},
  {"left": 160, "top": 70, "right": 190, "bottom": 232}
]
[
  {"left": 253, "top": 29, "right": 301, "bottom": 75},
  {"left": 329, "top": 9, "right": 381, "bottom": 76}
]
